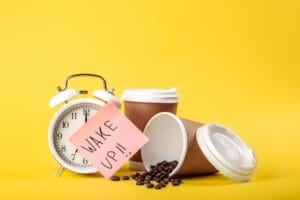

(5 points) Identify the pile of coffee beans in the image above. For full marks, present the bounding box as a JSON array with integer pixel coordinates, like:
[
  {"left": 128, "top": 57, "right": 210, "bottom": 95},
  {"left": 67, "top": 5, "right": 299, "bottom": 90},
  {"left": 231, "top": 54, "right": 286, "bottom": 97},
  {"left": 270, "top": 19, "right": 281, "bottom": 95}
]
[{"left": 110, "top": 160, "right": 183, "bottom": 189}]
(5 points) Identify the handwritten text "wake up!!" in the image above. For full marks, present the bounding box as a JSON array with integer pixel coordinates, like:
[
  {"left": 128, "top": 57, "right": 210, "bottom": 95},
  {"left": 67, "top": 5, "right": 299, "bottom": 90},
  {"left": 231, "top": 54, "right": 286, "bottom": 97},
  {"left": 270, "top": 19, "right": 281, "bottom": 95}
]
[{"left": 80, "top": 120, "right": 117, "bottom": 153}]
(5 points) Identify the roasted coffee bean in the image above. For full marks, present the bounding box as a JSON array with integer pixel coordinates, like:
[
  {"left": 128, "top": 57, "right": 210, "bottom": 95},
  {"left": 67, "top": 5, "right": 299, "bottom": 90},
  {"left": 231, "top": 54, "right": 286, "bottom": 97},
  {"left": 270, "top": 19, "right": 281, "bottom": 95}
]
[
  {"left": 172, "top": 181, "right": 180, "bottom": 186},
  {"left": 139, "top": 178, "right": 145, "bottom": 182},
  {"left": 163, "top": 178, "right": 169, "bottom": 182},
  {"left": 146, "top": 182, "right": 154, "bottom": 189},
  {"left": 145, "top": 175, "right": 152, "bottom": 179},
  {"left": 174, "top": 178, "right": 182, "bottom": 183},
  {"left": 111, "top": 176, "right": 120, "bottom": 181},
  {"left": 127, "top": 160, "right": 181, "bottom": 190},
  {"left": 134, "top": 172, "right": 140, "bottom": 178},
  {"left": 171, "top": 160, "right": 178, "bottom": 165},
  {"left": 159, "top": 181, "right": 167, "bottom": 187},
  {"left": 150, "top": 171, "right": 155, "bottom": 176},
  {"left": 145, "top": 177, "right": 151, "bottom": 181},
  {"left": 171, "top": 178, "right": 182, "bottom": 186},
  {"left": 153, "top": 177, "right": 160, "bottom": 182},
  {"left": 154, "top": 184, "right": 162, "bottom": 189},
  {"left": 122, "top": 176, "right": 130, "bottom": 180},
  {"left": 139, "top": 174, "right": 145, "bottom": 178},
  {"left": 160, "top": 172, "right": 167, "bottom": 179},
  {"left": 136, "top": 181, "right": 144, "bottom": 186}
]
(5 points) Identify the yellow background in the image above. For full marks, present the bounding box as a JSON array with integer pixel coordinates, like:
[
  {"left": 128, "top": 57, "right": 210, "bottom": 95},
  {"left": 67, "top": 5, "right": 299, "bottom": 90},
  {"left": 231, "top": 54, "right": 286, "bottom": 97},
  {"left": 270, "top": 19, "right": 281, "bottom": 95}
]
[{"left": 0, "top": 0, "right": 299, "bottom": 199}]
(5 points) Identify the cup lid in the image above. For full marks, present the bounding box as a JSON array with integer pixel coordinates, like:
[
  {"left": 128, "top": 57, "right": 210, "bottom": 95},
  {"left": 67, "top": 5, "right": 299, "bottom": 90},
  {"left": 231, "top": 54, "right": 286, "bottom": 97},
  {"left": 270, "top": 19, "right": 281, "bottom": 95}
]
[
  {"left": 121, "top": 88, "right": 179, "bottom": 103},
  {"left": 196, "top": 123, "right": 257, "bottom": 182}
]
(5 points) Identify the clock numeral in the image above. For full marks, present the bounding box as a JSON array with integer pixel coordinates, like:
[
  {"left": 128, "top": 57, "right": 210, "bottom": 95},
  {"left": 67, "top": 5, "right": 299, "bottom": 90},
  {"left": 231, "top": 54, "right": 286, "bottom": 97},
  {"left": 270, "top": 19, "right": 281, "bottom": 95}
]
[
  {"left": 71, "top": 112, "right": 77, "bottom": 120},
  {"left": 61, "top": 145, "right": 66, "bottom": 152},
  {"left": 71, "top": 149, "right": 78, "bottom": 161},
  {"left": 62, "top": 121, "right": 69, "bottom": 128},
  {"left": 56, "top": 132, "right": 62, "bottom": 140},
  {"left": 83, "top": 158, "right": 88, "bottom": 164}
]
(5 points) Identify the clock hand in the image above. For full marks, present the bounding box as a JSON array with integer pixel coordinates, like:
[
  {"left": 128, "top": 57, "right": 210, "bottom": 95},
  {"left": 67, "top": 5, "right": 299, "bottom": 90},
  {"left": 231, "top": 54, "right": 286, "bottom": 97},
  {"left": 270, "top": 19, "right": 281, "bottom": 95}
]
[{"left": 85, "top": 111, "right": 88, "bottom": 123}]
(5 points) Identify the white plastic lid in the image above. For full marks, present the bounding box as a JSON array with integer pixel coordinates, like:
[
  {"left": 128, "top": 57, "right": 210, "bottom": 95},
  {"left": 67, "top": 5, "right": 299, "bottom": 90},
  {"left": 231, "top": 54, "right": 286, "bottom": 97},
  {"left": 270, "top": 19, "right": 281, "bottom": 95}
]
[
  {"left": 93, "top": 90, "right": 122, "bottom": 108},
  {"left": 196, "top": 123, "right": 257, "bottom": 182},
  {"left": 49, "top": 89, "right": 79, "bottom": 108},
  {"left": 121, "top": 88, "right": 179, "bottom": 103}
]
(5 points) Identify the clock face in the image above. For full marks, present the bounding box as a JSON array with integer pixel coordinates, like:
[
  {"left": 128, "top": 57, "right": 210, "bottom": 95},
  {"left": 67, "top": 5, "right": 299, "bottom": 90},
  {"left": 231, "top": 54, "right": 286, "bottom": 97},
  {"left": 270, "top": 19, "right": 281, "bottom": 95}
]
[{"left": 49, "top": 99, "right": 104, "bottom": 173}]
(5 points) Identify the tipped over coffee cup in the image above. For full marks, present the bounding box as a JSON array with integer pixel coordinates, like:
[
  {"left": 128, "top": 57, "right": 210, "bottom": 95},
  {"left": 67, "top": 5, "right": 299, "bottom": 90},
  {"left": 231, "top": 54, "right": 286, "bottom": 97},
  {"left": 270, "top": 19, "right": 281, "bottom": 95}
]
[{"left": 141, "top": 112, "right": 257, "bottom": 182}]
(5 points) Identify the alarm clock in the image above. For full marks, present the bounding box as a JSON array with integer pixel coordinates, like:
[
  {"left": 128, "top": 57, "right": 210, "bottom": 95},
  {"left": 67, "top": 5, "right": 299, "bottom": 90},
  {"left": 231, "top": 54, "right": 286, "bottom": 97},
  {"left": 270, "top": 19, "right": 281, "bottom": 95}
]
[{"left": 48, "top": 73, "right": 121, "bottom": 176}]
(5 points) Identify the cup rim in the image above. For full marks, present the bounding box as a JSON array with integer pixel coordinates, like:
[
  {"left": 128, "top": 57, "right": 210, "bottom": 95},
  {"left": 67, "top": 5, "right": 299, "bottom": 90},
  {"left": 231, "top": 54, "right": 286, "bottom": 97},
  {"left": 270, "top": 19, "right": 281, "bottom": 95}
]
[
  {"left": 141, "top": 112, "right": 188, "bottom": 176},
  {"left": 122, "top": 88, "right": 179, "bottom": 103}
]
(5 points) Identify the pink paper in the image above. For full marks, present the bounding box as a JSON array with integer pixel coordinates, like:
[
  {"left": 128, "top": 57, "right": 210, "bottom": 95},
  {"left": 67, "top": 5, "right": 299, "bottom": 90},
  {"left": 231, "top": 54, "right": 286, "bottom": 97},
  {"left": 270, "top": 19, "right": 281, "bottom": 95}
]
[{"left": 69, "top": 102, "right": 149, "bottom": 179}]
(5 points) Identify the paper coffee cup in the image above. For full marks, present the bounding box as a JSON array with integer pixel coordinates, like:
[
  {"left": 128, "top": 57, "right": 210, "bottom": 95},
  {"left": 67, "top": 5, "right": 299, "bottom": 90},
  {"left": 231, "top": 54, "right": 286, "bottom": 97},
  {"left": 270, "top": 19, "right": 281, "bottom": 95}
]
[
  {"left": 121, "top": 88, "right": 179, "bottom": 170},
  {"left": 141, "top": 112, "right": 257, "bottom": 182}
]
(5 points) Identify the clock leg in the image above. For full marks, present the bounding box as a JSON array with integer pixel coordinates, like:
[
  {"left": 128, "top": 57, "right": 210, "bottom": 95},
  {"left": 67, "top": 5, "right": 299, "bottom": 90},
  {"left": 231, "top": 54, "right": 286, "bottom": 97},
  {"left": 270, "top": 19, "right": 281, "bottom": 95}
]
[{"left": 57, "top": 165, "right": 65, "bottom": 176}]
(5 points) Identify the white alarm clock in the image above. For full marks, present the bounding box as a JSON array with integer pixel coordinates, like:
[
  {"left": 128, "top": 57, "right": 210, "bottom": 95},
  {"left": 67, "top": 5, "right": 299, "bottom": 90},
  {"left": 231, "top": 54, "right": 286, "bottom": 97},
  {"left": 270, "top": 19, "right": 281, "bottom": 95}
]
[{"left": 48, "top": 74, "right": 121, "bottom": 176}]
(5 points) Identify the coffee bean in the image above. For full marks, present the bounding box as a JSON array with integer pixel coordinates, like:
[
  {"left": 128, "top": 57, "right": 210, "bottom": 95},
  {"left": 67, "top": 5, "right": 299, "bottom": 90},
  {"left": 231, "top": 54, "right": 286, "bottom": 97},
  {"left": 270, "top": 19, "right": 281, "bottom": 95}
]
[
  {"left": 134, "top": 172, "right": 140, "bottom": 178},
  {"left": 145, "top": 177, "right": 151, "bottom": 181},
  {"left": 160, "top": 172, "right": 167, "bottom": 179},
  {"left": 127, "top": 160, "right": 181, "bottom": 190},
  {"left": 136, "top": 181, "right": 144, "bottom": 186},
  {"left": 153, "top": 177, "right": 160, "bottom": 182},
  {"left": 154, "top": 184, "right": 162, "bottom": 189},
  {"left": 174, "top": 178, "right": 182, "bottom": 183},
  {"left": 111, "top": 176, "right": 120, "bottom": 181},
  {"left": 163, "top": 178, "right": 169, "bottom": 182},
  {"left": 171, "top": 160, "right": 178, "bottom": 166},
  {"left": 122, "top": 176, "right": 130, "bottom": 180},
  {"left": 146, "top": 182, "right": 154, "bottom": 189},
  {"left": 172, "top": 182, "right": 179, "bottom": 186},
  {"left": 159, "top": 181, "right": 167, "bottom": 187},
  {"left": 171, "top": 178, "right": 182, "bottom": 186}
]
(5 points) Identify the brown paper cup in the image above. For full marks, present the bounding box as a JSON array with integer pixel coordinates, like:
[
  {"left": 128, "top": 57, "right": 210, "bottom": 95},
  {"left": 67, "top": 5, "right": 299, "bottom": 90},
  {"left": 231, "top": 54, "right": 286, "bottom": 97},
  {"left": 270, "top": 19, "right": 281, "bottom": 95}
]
[
  {"left": 122, "top": 89, "right": 179, "bottom": 170},
  {"left": 123, "top": 101, "right": 177, "bottom": 131},
  {"left": 141, "top": 112, "right": 217, "bottom": 176},
  {"left": 141, "top": 112, "right": 257, "bottom": 181}
]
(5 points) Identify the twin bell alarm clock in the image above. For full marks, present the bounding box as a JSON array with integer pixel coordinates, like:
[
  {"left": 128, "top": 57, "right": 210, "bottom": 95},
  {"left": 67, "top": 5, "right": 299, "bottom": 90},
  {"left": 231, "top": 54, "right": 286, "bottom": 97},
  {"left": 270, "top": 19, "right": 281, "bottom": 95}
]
[{"left": 48, "top": 74, "right": 121, "bottom": 176}]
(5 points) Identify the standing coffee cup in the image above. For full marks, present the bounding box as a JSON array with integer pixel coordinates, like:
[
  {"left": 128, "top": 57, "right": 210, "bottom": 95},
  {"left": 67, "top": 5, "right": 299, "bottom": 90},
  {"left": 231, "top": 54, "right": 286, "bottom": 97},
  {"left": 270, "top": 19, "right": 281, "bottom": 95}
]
[
  {"left": 141, "top": 112, "right": 257, "bottom": 182},
  {"left": 122, "top": 88, "right": 179, "bottom": 170}
]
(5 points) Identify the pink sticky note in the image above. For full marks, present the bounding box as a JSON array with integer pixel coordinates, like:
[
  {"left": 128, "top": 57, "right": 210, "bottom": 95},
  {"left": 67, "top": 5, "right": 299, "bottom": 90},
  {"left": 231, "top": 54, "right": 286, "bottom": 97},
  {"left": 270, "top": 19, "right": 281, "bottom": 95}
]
[{"left": 69, "top": 102, "right": 149, "bottom": 179}]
